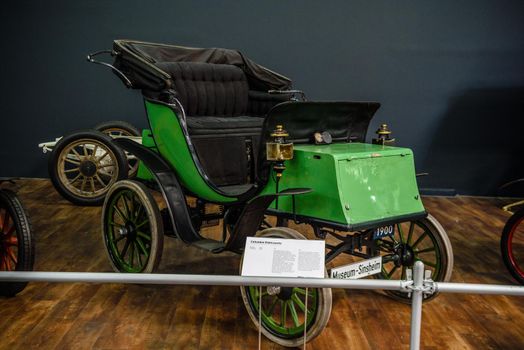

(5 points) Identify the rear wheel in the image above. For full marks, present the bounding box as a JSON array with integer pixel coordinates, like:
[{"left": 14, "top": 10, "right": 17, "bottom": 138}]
[
  {"left": 94, "top": 121, "right": 141, "bottom": 178},
  {"left": 0, "top": 189, "right": 34, "bottom": 297},
  {"left": 501, "top": 208, "right": 524, "bottom": 284},
  {"left": 240, "top": 227, "right": 332, "bottom": 347},
  {"left": 375, "top": 214, "right": 453, "bottom": 302},
  {"left": 94, "top": 120, "right": 140, "bottom": 138},
  {"left": 101, "top": 180, "right": 163, "bottom": 273},
  {"left": 49, "top": 130, "right": 127, "bottom": 206}
]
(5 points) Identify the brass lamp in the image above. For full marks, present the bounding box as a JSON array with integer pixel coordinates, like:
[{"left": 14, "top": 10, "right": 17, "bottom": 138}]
[
  {"left": 372, "top": 123, "right": 396, "bottom": 146},
  {"left": 266, "top": 125, "right": 293, "bottom": 178},
  {"left": 267, "top": 125, "right": 293, "bottom": 209}
]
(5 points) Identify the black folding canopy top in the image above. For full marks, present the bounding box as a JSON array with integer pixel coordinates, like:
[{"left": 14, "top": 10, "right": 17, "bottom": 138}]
[
  {"left": 255, "top": 101, "right": 381, "bottom": 183},
  {"left": 263, "top": 101, "right": 381, "bottom": 144},
  {"left": 112, "top": 40, "right": 292, "bottom": 92}
]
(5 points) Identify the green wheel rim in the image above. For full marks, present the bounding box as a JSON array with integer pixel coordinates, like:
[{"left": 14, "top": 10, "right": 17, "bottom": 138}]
[
  {"left": 105, "top": 189, "right": 153, "bottom": 272},
  {"left": 246, "top": 286, "right": 319, "bottom": 338},
  {"left": 379, "top": 220, "right": 443, "bottom": 281}
]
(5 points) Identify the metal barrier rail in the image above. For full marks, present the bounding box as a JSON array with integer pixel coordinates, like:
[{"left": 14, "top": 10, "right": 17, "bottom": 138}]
[
  {"left": 0, "top": 271, "right": 406, "bottom": 289},
  {"left": 1, "top": 261, "right": 524, "bottom": 350}
]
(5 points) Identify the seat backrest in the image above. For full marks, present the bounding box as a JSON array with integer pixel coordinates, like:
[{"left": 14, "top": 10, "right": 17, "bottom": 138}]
[
  {"left": 247, "top": 90, "right": 291, "bottom": 117},
  {"left": 155, "top": 62, "right": 249, "bottom": 117}
]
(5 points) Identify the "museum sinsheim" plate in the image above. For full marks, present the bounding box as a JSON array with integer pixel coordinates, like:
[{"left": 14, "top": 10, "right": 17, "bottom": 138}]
[{"left": 330, "top": 256, "right": 382, "bottom": 279}]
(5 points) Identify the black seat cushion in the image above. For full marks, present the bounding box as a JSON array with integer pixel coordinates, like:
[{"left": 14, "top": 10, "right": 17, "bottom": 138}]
[{"left": 155, "top": 62, "right": 249, "bottom": 117}]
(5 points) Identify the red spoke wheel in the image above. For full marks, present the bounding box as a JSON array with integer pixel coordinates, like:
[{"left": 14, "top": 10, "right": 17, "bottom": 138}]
[
  {"left": 501, "top": 207, "right": 524, "bottom": 284},
  {"left": 0, "top": 189, "right": 34, "bottom": 297}
]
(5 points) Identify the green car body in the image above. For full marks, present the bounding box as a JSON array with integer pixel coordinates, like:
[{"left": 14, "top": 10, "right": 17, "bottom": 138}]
[
  {"left": 137, "top": 99, "right": 425, "bottom": 230},
  {"left": 261, "top": 143, "right": 425, "bottom": 230}
]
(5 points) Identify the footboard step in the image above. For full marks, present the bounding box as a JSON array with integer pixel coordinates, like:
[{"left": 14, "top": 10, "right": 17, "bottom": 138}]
[{"left": 191, "top": 239, "right": 226, "bottom": 253}]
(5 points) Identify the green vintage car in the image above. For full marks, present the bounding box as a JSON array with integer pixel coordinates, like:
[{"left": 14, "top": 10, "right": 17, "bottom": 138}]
[{"left": 80, "top": 40, "right": 452, "bottom": 346}]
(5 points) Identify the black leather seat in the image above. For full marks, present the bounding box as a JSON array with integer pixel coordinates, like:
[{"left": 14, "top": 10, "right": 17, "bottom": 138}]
[
  {"left": 155, "top": 62, "right": 259, "bottom": 134},
  {"left": 154, "top": 61, "right": 288, "bottom": 186}
]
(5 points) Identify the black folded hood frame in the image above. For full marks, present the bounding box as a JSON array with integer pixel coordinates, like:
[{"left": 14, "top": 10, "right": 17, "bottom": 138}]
[{"left": 112, "top": 39, "right": 292, "bottom": 92}]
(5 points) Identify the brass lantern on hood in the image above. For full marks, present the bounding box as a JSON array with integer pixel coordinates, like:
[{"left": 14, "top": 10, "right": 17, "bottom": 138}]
[
  {"left": 372, "top": 123, "right": 396, "bottom": 146},
  {"left": 266, "top": 125, "right": 293, "bottom": 178}
]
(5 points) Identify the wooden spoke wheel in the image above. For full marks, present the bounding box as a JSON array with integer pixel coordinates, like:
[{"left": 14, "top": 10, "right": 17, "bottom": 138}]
[
  {"left": 94, "top": 121, "right": 141, "bottom": 178},
  {"left": 49, "top": 130, "right": 127, "bottom": 206}
]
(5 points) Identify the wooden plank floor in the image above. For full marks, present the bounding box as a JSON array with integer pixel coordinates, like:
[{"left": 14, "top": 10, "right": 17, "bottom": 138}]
[{"left": 1, "top": 179, "right": 523, "bottom": 349}]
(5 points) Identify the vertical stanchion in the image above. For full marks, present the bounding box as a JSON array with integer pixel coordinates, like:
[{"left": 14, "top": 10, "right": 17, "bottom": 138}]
[
  {"left": 410, "top": 261, "right": 424, "bottom": 350},
  {"left": 303, "top": 287, "right": 308, "bottom": 350},
  {"left": 259, "top": 285, "right": 262, "bottom": 350}
]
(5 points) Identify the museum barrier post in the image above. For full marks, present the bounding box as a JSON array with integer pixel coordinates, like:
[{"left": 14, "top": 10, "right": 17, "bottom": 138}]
[{"left": 409, "top": 261, "right": 425, "bottom": 350}]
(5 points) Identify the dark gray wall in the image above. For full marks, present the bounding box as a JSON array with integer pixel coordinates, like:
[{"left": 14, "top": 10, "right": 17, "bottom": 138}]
[{"left": 1, "top": 1, "right": 523, "bottom": 195}]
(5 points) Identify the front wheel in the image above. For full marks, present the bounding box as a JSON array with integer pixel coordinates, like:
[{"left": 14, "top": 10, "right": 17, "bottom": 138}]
[
  {"left": 0, "top": 189, "right": 34, "bottom": 297},
  {"left": 240, "top": 227, "right": 332, "bottom": 347},
  {"left": 101, "top": 180, "right": 163, "bottom": 273},
  {"left": 501, "top": 207, "right": 524, "bottom": 284},
  {"left": 375, "top": 214, "right": 454, "bottom": 303}
]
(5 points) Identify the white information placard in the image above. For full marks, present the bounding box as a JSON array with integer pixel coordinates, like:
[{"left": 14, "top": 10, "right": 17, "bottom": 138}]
[
  {"left": 241, "top": 237, "right": 325, "bottom": 278},
  {"left": 330, "top": 256, "right": 382, "bottom": 280}
]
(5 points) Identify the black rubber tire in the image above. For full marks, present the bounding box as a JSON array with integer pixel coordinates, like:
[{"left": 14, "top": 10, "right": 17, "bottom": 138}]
[
  {"left": 94, "top": 120, "right": 140, "bottom": 138},
  {"left": 501, "top": 207, "right": 524, "bottom": 285},
  {"left": 48, "top": 130, "right": 128, "bottom": 206},
  {"left": 94, "top": 121, "right": 141, "bottom": 179},
  {"left": 0, "top": 189, "right": 34, "bottom": 297}
]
